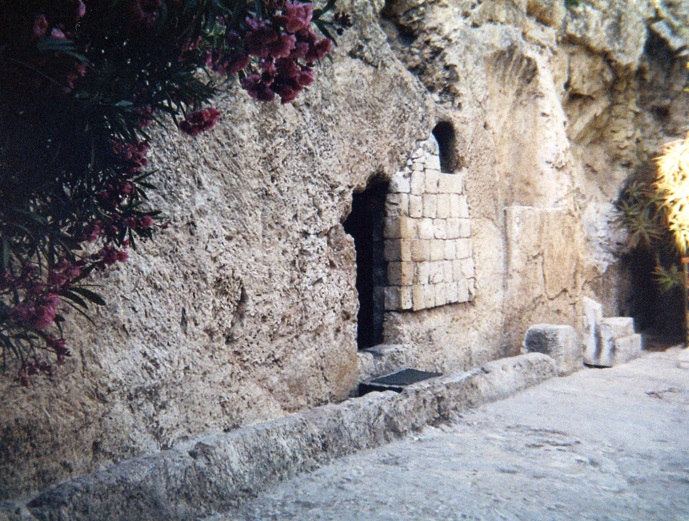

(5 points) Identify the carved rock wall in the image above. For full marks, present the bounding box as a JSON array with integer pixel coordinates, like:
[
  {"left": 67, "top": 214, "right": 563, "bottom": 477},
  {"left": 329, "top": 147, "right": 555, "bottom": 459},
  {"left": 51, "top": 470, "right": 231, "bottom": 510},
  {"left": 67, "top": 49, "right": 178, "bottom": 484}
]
[{"left": 2, "top": 0, "right": 688, "bottom": 499}]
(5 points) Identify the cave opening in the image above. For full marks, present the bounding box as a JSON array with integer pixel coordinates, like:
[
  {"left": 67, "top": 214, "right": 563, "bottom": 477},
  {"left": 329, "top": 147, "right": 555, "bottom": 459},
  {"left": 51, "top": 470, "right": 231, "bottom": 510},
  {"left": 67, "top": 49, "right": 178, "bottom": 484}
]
[
  {"left": 432, "top": 121, "right": 458, "bottom": 173},
  {"left": 624, "top": 247, "right": 683, "bottom": 346},
  {"left": 344, "top": 180, "right": 389, "bottom": 349}
]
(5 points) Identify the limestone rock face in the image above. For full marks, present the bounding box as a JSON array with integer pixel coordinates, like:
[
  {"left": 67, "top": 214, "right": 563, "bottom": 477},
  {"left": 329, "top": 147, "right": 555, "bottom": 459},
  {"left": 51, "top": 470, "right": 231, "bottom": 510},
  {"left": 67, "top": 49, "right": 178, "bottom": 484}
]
[{"left": 2, "top": 0, "right": 688, "bottom": 500}]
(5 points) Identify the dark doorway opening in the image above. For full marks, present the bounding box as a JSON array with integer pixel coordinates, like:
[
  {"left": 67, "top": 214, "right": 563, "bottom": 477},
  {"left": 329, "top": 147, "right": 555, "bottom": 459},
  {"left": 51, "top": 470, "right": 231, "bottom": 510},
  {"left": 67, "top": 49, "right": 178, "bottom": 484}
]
[
  {"left": 344, "top": 180, "right": 388, "bottom": 349},
  {"left": 432, "top": 121, "right": 457, "bottom": 173}
]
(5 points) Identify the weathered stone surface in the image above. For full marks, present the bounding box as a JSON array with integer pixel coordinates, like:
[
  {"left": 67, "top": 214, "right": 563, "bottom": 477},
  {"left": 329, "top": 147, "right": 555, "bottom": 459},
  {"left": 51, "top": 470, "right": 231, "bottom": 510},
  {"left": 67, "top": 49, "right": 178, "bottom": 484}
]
[
  {"left": 585, "top": 317, "right": 641, "bottom": 367},
  {"left": 23, "top": 354, "right": 556, "bottom": 521},
  {"left": 357, "top": 344, "right": 418, "bottom": 383},
  {"left": 583, "top": 297, "right": 604, "bottom": 363},
  {"left": 524, "top": 324, "right": 582, "bottom": 375},
  {"left": 3, "top": 0, "right": 689, "bottom": 500}
]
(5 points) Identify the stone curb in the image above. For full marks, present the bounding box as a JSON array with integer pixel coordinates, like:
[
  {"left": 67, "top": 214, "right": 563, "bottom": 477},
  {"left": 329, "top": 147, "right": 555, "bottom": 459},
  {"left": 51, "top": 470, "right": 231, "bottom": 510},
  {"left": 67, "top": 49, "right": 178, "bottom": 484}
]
[{"left": 11, "top": 353, "right": 557, "bottom": 521}]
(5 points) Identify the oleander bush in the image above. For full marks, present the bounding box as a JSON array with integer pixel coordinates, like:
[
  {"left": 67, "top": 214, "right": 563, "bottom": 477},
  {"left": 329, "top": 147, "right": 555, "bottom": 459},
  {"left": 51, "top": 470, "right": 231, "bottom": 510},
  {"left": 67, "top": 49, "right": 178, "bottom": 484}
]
[{"left": 0, "top": 0, "right": 349, "bottom": 384}]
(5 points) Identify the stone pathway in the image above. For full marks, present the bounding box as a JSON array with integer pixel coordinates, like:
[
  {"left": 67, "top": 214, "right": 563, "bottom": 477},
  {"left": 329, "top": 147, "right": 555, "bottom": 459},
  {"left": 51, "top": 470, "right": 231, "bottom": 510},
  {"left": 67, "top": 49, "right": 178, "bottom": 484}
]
[{"left": 209, "top": 348, "right": 689, "bottom": 521}]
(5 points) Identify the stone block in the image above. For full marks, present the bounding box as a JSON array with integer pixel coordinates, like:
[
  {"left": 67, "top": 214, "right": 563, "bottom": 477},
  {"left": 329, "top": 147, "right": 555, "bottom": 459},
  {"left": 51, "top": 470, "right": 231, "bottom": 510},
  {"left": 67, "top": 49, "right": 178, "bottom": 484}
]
[
  {"left": 438, "top": 174, "right": 456, "bottom": 194},
  {"left": 458, "top": 195, "right": 470, "bottom": 218},
  {"left": 410, "top": 171, "right": 425, "bottom": 195},
  {"left": 523, "top": 324, "right": 582, "bottom": 376},
  {"left": 430, "top": 241, "right": 445, "bottom": 261},
  {"left": 383, "top": 240, "right": 410, "bottom": 263},
  {"left": 433, "top": 219, "right": 447, "bottom": 239},
  {"left": 460, "top": 257, "right": 475, "bottom": 278},
  {"left": 601, "top": 317, "right": 635, "bottom": 338},
  {"left": 417, "top": 218, "right": 435, "bottom": 240},
  {"left": 435, "top": 283, "right": 448, "bottom": 307},
  {"left": 584, "top": 315, "right": 641, "bottom": 368},
  {"left": 385, "top": 193, "right": 408, "bottom": 218},
  {"left": 389, "top": 172, "right": 411, "bottom": 194},
  {"left": 416, "top": 261, "right": 430, "bottom": 285},
  {"left": 425, "top": 170, "right": 440, "bottom": 193},
  {"left": 447, "top": 218, "right": 461, "bottom": 239},
  {"left": 412, "top": 285, "right": 426, "bottom": 311},
  {"left": 409, "top": 195, "right": 423, "bottom": 218},
  {"left": 411, "top": 240, "right": 431, "bottom": 262},
  {"left": 384, "top": 286, "right": 401, "bottom": 310},
  {"left": 399, "top": 239, "right": 412, "bottom": 262},
  {"left": 447, "top": 281, "right": 459, "bottom": 303},
  {"left": 452, "top": 260, "right": 462, "bottom": 281},
  {"left": 456, "top": 238, "right": 472, "bottom": 259},
  {"left": 448, "top": 173, "right": 464, "bottom": 193},
  {"left": 458, "top": 279, "right": 471, "bottom": 302},
  {"left": 582, "top": 297, "right": 603, "bottom": 364},
  {"left": 450, "top": 194, "right": 461, "bottom": 218},
  {"left": 613, "top": 334, "right": 642, "bottom": 365},
  {"left": 424, "top": 285, "right": 436, "bottom": 308},
  {"left": 423, "top": 194, "right": 437, "bottom": 218},
  {"left": 429, "top": 261, "right": 444, "bottom": 284},
  {"left": 444, "top": 240, "right": 456, "bottom": 260},
  {"left": 436, "top": 194, "right": 451, "bottom": 218},
  {"left": 443, "top": 260, "right": 453, "bottom": 281},
  {"left": 459, "top": 219, "right": 472, "bottom": 238},
  {"left": 387, "top": 261, "right": 414, "bottom": 286},
  {"left": 425, "top": 152, "right": 441, "bottom": 172},
  {"left": 384, "top": 216, "right": 415, "bottom": 239},
  {"left": 399, "top": 286, "right": 413, "bottom": 310}
]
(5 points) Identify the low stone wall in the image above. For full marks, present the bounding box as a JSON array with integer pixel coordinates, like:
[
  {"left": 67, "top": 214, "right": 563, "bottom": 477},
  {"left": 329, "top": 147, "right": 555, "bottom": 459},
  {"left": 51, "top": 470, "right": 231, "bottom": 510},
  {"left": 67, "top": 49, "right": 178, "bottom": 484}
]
[{"left": 9, "top": 353, "right": 556, "bottom": 521}]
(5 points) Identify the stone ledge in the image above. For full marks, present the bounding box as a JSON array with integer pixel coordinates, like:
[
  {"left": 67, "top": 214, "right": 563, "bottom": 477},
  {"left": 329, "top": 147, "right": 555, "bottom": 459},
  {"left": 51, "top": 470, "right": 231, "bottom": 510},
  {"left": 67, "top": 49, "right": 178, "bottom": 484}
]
[{"left": 19, "top": 354, "right": 557, "bottom": 521}]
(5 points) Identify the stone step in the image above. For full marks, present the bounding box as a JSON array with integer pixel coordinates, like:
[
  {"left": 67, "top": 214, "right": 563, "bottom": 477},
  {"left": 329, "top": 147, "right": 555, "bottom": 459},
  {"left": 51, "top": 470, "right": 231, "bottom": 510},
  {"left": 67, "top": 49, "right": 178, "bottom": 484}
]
[
  {"left": 600, "top": 317, "right": 635, "bottom": 338},
  {"left": 584, "top": 333, "right": 642, "bottom": 368}
]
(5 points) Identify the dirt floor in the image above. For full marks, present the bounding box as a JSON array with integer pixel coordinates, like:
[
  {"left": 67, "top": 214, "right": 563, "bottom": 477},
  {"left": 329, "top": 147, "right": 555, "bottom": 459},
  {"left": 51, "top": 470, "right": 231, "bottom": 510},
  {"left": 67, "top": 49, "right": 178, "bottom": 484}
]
[{"left": 208, "top": 348, "right": 689, "bottom": 521}]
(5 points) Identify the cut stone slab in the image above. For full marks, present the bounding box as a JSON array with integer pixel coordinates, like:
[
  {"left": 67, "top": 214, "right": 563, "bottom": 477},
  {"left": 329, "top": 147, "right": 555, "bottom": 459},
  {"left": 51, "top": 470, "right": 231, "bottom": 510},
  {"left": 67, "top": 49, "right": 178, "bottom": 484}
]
[
  {"left": 584, "top": 317, "right": 642, "bottom": 367},
  {"left": 359, "top": 369, "right": 442, "bottom": 395},
  {"left": 600, "top": 317, "right": 635, "bottom": 338},
  {"left": 612, "top": 334, "right": 642, "bottom": 366},
  {"left": 523, "top": 324, "right": 582, "bottom": 375},
  {"left": 582, "top": 297, "right": 603, "bottom": 365}
]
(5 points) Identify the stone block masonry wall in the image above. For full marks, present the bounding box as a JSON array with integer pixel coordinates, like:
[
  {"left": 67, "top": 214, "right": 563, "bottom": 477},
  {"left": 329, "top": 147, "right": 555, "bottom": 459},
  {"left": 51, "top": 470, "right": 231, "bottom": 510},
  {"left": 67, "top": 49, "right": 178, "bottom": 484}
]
[{"left": 383, "top": 139, "right": 476, "bottom": 312}]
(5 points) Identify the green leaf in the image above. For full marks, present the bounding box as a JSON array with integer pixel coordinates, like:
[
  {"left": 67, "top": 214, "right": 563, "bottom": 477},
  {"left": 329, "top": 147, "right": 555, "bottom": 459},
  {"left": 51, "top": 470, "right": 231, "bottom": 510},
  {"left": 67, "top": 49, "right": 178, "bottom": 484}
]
[
  {"left": 314, "top": 0, "right": 337, "bottom": 19},
  {"left": 70, "top": 287, "right": 107, "bottom": 306},
  {"left": 314, "top": 19, "right": 337, "bottom": 45},
  {"left": 61, "top": 290, "right": 89, "bottom": 309},
  {"left": 1, "top": 238, "right": 10, "bottom": 271}
]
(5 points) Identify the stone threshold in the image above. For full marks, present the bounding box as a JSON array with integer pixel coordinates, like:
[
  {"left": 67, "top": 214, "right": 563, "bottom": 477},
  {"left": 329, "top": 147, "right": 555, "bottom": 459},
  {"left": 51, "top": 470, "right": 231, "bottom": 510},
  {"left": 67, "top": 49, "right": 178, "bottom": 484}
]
[{"left": 4, "top": 353, "right": 557, "bottom": 521}]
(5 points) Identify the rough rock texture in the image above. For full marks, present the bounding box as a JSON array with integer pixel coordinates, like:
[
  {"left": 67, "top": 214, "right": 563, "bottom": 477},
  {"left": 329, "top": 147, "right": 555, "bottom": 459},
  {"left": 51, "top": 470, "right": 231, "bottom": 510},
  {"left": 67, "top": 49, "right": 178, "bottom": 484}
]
[
  {"left": 23, "top": 354, "right": 556, "bottom": 521},
  {"left": 2, "top": 0, "right": 689, "bottom": 499},
  {"left": 523, "top": 324, "right": 582, "bottom": 375}
]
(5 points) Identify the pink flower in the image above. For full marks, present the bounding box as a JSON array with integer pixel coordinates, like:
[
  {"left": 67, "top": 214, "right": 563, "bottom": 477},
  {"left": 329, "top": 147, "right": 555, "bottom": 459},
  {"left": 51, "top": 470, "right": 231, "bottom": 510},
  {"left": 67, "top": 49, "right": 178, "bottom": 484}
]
[
  {"left": 75, "top": 0, "right": 86, "bottom": 20},
  {"left": 280, "top": 1, "right": 313, "bottom": 33},
  {"left": 33, "top": 14, "right": 49, "bottom": 39},
  {"left": 240, "top": 74, "right": 276, "bottom": 102},
  {"left": 139, "top": 215, "right": 154, "bottom": 228},
  {"left": 244, "top": 18, "right": 296, "bottom": 59},
  {"left": 178, "top": 108, "right": 221, "bottom": 136},
  {"left": 305, "top": 37, "right": 332, "bottom": 64},
  {"left": 33, "top": 294, "right": 59, "bottom": 329},
  {"left": 127, "top": 0, "right": 161, "bottom": 30},
  {"left": 50, "top": 27, "right": 66, "bottom": 40}
]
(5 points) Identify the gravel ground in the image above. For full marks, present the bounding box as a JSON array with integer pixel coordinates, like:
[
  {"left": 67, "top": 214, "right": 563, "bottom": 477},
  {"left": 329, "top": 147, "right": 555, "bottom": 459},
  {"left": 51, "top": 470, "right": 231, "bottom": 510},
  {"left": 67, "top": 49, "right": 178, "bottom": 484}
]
[{"left": 209, "top": 348, "right": 689, "bottom": 521}]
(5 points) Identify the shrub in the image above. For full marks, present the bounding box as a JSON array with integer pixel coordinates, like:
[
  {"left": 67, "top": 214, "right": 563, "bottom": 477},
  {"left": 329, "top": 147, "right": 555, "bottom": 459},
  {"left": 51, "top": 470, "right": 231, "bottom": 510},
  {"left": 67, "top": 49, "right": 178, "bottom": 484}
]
[{"left": 0, "top": 0, "right": 349, "bottom": 385}]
